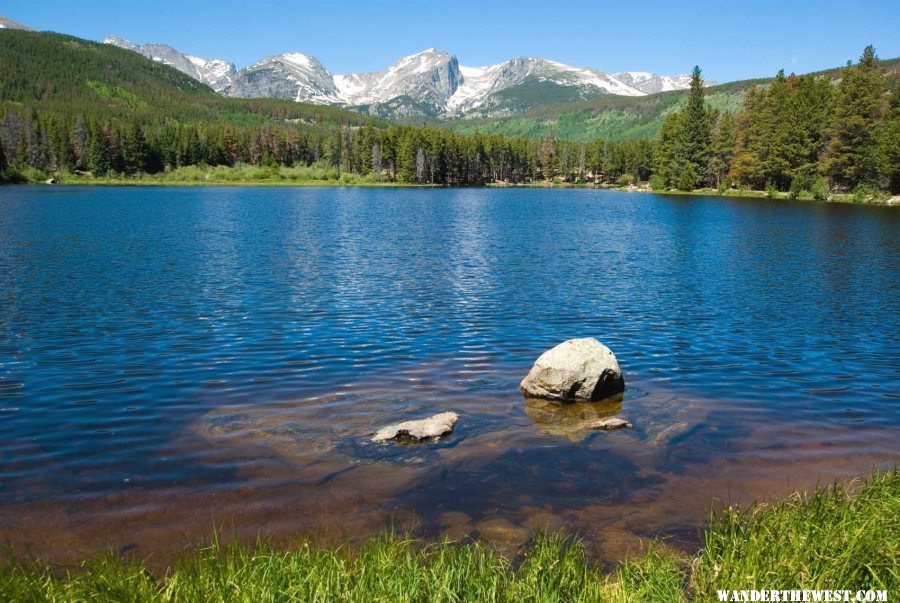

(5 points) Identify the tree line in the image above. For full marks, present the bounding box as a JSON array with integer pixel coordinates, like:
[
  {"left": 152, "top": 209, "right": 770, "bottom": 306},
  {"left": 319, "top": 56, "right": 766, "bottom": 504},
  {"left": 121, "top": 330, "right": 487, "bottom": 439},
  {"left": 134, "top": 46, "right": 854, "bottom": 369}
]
[
  {"left": 0, "top": 105, "right": 656, "bottom": 185},
  {"left": 653, "top": 46, "right": 899, "bottom": 195}
]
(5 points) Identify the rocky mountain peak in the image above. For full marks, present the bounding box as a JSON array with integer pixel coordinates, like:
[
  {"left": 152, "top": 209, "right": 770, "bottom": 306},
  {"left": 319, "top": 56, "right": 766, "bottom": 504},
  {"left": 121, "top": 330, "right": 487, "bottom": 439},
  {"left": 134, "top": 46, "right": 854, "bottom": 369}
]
[{"left": 225, "top": 52, "right": 341, "bottom": 103}]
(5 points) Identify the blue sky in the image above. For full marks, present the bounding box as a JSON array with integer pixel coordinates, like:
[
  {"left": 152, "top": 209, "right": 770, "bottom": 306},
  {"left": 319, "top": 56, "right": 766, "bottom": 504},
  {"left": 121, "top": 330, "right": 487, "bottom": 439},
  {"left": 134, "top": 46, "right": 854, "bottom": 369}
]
[{"left": 5, "top": 0, "right": 899, "bottom": 81}]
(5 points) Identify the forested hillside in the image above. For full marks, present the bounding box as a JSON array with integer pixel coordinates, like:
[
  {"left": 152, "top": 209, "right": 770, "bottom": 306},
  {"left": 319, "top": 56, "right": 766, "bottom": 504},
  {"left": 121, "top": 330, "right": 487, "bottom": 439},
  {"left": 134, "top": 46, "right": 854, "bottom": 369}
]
[
  {"left": 446, "top": 59, "right": 900, "bottom": 144},
  {"left": 0, "top": 30, "right": 381, "bottom": 127}
]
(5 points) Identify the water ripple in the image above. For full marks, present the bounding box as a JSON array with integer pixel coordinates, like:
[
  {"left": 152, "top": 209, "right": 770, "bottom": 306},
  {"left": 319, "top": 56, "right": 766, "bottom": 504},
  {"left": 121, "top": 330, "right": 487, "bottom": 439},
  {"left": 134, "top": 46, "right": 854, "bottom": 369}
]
[{"left": 0, "top": 186, "right": 897, "bottom": 558}]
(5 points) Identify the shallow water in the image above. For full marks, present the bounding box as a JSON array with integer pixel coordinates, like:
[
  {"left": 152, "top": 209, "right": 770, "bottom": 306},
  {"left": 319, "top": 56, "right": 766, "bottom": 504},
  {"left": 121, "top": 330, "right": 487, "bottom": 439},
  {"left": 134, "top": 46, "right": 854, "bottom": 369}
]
[{"left": 0, "top": 186, "right": 897, "bottom": 563}]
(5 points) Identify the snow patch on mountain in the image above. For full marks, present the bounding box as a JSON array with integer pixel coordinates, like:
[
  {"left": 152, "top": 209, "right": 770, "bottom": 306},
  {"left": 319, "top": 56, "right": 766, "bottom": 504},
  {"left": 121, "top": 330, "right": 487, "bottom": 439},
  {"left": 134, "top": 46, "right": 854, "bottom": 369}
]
[{"left": 613, "top": 71, "right": 712, "bottom": 94}]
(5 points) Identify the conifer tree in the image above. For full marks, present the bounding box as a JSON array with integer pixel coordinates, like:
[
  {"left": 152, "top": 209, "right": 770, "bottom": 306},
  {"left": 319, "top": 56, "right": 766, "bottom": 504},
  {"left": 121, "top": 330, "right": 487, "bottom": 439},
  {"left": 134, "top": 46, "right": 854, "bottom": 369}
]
[
  {"left": 654, "top": 112, "right": 683, "bottom": 188},
  {"left": 540, "top": 130, "right": 556, "bottom": 180},
  {"left": 679, "top": 65, "right": 712, "bottom": 187},
  {"left": 72, "top": 115, "right": 89, "bottom": 171},
  {"left": 822, "top": 46, "right": 888, "bottom": 189},
  {"left": 0, "top": 139, "right": 7, "bottom": 180},
  {"left": 757, "top": 70, "right": 792, "bottom": 188},
  {"left": 121, "top": 123, "right": 149, "bottom": 175},
  {"left": 788, "top": 74, "right": 834, "bottom": 189},
  {"left": 88, "top": 126, "right": 111, "bottom": 175},
  {"left": 879, "top": 87, "right": 900, "bottom": 193},
  {"left": 651, "top": 66, "right": 712, "bottom": 190},
  {"left": 710, "top": 111, "right": 736, "bottom": 188}
]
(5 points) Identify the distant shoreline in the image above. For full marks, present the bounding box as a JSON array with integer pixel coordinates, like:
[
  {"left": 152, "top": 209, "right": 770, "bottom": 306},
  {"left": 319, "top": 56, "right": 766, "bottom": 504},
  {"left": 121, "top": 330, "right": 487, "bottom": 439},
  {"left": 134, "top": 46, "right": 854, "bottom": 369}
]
[
  {"left": 488, "top": 181, "right": 900, "bottom": 205},
  {"left": 9, "top": 179, "right": 898, "bottom": 206}
]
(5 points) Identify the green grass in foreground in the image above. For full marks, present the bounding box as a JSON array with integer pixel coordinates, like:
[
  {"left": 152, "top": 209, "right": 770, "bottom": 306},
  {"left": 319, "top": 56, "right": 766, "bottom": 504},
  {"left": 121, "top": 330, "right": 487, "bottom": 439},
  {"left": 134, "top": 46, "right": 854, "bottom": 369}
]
[{"left": 1, "top": 470, "right": 897, "bottom": 602}]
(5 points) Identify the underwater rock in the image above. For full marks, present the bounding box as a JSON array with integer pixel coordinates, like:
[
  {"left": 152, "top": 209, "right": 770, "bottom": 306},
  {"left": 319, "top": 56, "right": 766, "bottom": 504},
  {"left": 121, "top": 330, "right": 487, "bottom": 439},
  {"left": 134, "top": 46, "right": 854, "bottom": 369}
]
[
  {"left": 475, "top": 516, "right": 529, "bottom": 547},
  {"left": 588, "top": 417, "right": 633, "bottom": 430},
  {"left": 524, "top": 395, "right": 624, "bottom": 442},
  {"left": 372, "top": 412, "right": 459, "bottom": 443}
]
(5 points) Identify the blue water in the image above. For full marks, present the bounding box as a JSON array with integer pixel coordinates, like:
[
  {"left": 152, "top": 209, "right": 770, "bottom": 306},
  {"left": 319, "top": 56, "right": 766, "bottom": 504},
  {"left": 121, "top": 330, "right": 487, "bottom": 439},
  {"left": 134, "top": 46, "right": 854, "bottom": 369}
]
[{"left": 0, "top": 186, "right": 897, "bottom": 559}]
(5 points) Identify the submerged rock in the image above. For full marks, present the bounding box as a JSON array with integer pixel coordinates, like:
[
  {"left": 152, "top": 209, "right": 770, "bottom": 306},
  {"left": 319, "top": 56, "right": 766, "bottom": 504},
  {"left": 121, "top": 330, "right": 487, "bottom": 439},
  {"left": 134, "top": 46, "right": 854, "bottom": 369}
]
[
  {"left": 372, "top": 412, "right": 459, "bottom": 443},
  {"left": 524, "top": 395, "right": 623, "bottom": 442},
  {"left": 588, "top": 417, "right": 633, "bottom": 431},
  {"left": 438, "top": 511, "right": 472, "bottom": 527},
  {"left": 475, "top": 516, "right": 529, "bottom": 548},
  {"left": 520, "top": 338, "right": 625, "bottom": 402}
]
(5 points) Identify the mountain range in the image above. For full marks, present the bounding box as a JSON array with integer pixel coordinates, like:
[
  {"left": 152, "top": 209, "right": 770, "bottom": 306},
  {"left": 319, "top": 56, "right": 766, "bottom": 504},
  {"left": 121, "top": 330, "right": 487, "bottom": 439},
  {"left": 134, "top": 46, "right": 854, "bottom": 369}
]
[{"left": 101, "top": 36, "right": 702, "bottom": 119}]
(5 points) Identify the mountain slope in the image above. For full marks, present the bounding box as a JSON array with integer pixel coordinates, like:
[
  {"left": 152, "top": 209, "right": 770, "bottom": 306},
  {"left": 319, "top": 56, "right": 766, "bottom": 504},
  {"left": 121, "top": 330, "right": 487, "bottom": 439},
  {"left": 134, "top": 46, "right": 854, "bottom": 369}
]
[
  {"left": 0, "top": 29, "right": 384, "bottom": 130},
  {"left": 0, "top": 14, "right": 33, "bottom": 31},
  {"left": 102, "top": 36, "right": 236, "bottom": 92}
]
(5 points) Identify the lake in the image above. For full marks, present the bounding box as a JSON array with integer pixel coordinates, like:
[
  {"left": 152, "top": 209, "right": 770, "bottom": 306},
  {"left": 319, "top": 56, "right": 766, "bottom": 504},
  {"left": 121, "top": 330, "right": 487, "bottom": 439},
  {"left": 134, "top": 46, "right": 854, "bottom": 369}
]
[{"left": 0, "top": 186, "right": 897, "bottom": 563}]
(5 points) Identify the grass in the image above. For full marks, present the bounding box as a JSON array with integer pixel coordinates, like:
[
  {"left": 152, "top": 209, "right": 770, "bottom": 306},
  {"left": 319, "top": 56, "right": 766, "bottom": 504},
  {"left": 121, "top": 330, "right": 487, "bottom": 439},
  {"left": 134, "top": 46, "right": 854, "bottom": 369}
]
[
  {"left": 1, "top": 470, "right": 897, "bottom": 601},
  {"left": 637, "top": 185, "right": 899, "bottom": 205},
  {"left": 693, "top": 470, "right": 900, "bottom": 598},
  {"left": 10, "top": 164, "right": 437, "bottom": 188},
  {"left": 8, "top": 166, "right": 898, "bottom": 202}
]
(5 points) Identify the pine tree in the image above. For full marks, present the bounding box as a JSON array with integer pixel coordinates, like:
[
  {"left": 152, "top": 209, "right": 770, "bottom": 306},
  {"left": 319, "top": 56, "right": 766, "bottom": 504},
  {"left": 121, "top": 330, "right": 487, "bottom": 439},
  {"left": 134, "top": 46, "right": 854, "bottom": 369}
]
[
  {"left": 653, "top": 112, "right": 683, "bottom": 188},
  {"left": 679, "top": 65, "right": 712, "bottom": 187},
  {"left": 415, "top": 147, "right": 427, "bottom": 183},
  {"left": 371, "top": 142, "right": 382, "bottom": 180},
  {"left": 650, "top": 66, "right": 712, "bottom": 189},
  {"left": 788, "top": 74, "right": 834, "bottom": 189},
  {"left": 710, "top": 111, "right": 736, "bottom": 188},
  {"left": 220, "top": 126, "right": 238, "bottom": 166},
  {"left": 72, "top": 115, "right": 89, "bottom": 171},
  {"left": 881, "top": 88, "right": 900, "bottom": 194},
  {"left": 88, "top": 126, "right": 111, "bottom": 175},
  {"left": 0, "top": 139, "right": 7, "bottom": 179},
  {"left": 758, "top": 70, "right": 793, "bottom": 189},
  {"left": 121, "top": 123, "right": 149, "bottom": 174},
  {"left": 822, "top": 46, "right": 888, "bottom": 190},
  {"left": 428, "top": 129, "right": 446, "bottom": 184},
  {"left": 540, "top": 130, "right": 556, "bottom": 180}
]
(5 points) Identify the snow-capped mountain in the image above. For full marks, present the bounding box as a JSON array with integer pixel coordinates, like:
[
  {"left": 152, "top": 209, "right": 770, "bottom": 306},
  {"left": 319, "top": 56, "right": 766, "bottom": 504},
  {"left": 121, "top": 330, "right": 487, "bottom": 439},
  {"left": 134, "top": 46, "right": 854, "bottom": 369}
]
[
  {"left": 338, "top": 52, "right": 707, "bottom": 117},
  {"left": 225, "top": 52, "right": 343, "bottom": 104},
  {"left": 103, "top": 36, "right": 705, "bottom": 118},
  {"left": 0, "top": 15, "right": 34, "bottom": 30},
  {"left": 335, "top": 49, "right": 461, "bottom": 114},
  {"left": 612, "top": 72, "right": 694, "bottom": 94},
  {"left": 448, "top": 57, "right": 646, "bottom": 114},
  {"left": 103, "top": 36, "right": 236, "bottom": 92}
]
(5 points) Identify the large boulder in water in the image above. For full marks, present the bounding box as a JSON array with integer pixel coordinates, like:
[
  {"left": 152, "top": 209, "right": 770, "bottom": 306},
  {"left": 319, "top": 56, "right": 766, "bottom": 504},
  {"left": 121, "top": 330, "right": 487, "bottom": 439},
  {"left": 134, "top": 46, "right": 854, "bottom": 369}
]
[{"left": 520, "top": 338, "right": 624, "bottom": 402}]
